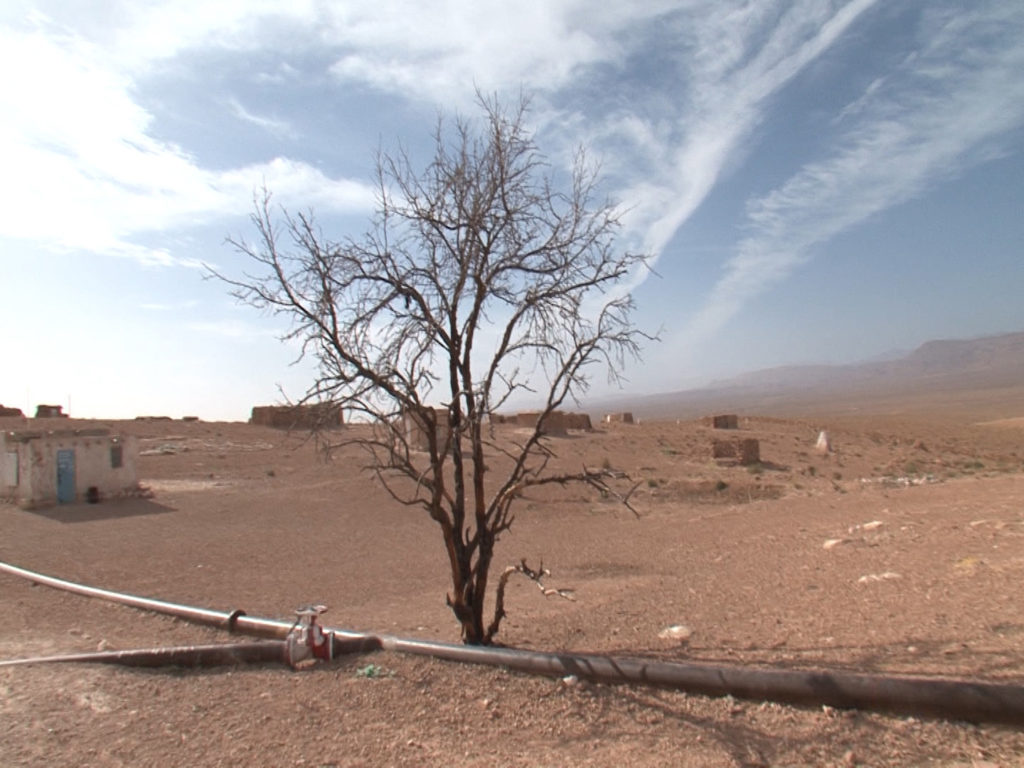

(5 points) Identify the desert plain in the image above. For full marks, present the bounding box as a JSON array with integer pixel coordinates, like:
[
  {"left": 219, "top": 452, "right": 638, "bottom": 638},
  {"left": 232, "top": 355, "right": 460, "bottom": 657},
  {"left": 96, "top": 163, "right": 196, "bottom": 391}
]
[{"left": 2, "top": 381, "right": 1024, "bottom": 766}]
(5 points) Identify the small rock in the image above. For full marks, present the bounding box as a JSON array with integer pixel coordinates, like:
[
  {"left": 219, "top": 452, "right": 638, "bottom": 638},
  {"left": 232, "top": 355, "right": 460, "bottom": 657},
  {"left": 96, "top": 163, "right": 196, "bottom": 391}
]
[
  {"left": 848, "top": 520, "right": 884, "bottom": 534},
  {"left": 561, "top": 675, "right": 579, "bottom": 687},
  {"left": 857, "top": 571, "right": 901, "bottom": 584},
  {"left": 823, "top": 538, "right": 846, "bottom": 550},
  {"left": 843, "top": 749, "right": 857, "bottom": 766},
  {"left": 657, "top": 624, "right": 693, "bottom": 643},
  {"left": 816, "top": 431, "right": 832, "bottom": 454}
]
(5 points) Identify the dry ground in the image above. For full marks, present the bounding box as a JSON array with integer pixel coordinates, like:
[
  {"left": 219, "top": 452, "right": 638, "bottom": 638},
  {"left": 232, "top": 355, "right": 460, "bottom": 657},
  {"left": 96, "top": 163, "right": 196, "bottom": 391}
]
[{"left": 2, "top": 405, "right": 1024, "bottom": 767}]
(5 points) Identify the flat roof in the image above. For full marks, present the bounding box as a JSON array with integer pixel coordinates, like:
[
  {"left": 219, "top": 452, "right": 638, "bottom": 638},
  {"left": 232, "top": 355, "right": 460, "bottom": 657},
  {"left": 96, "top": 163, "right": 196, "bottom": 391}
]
[{"left": 3, "top": 428, "right": 115, "bottom": 442}]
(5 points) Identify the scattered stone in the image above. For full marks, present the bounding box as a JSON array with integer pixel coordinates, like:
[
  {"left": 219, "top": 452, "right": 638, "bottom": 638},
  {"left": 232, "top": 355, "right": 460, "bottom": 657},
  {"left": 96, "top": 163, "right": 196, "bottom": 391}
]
[
  {"left": 561, "top": 675, "right": 580, "bottom": 687},
  {"left": 823, "top": 538, "right": 847, "bottom": 550},
  {"left": 954, "top": 556, "right": 983, "bottom": 572},
  {"left": 843, "top": 749, "right": 857, "bottom": 766},
  {"left": 857, "top": 572, "right": 901, "bottom": 584},
  {"left": 848, "top": 520, "right": 885, "bottom": 534},
  {"left": 140, "top": 444, "right": 178, "bottom": 456},
  {"left": 816, "top": 431, "right": 832, "bottom": 454},
  {"left": 657, "top": 624, "right": 693, "bottom": 644}
]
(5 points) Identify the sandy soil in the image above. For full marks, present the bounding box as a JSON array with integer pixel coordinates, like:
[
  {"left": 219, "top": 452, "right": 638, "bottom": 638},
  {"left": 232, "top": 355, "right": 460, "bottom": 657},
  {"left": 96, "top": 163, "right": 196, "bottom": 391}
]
[{"left": 2, "top": 407, "right": 1023, "bottom": 767}]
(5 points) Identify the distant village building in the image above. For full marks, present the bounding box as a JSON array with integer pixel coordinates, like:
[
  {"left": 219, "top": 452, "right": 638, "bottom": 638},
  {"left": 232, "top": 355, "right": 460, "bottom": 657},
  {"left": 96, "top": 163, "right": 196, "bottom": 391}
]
[
  {"left": 34, "top": 404, "right": 68, "bottom": 419},
  {"left": 604, "top": 412, "right": 634, "bottom": 424},
  {"left": 512, "top": 411, "right": 565, "bottom": 435},
  {"left": 563, "top": 412, "right": 594, "bottom": 431},
  {"left": 250, "top": 404, "right": 343, "bottom": 430},
  {"left": 712, "top": 414, "right": 739, "bottom": 429},
  {"left": 402, "top": 407, "right": 450, "bottom": 452},
  {"left": 0, "top": 404, "right": 24, "bottom": 418},
  {"left": 1, "top": 428, "right": 139, "bottom": 509},
  {"left": 407, "top": 408, "right": 592, "bottom": 448}
]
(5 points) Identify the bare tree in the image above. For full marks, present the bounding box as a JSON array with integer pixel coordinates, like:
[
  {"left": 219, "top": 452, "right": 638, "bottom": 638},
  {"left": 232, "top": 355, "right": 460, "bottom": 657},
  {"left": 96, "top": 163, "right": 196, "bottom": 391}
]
[{"left": 217, "top": 95, "right": 650, "bottom": 645}]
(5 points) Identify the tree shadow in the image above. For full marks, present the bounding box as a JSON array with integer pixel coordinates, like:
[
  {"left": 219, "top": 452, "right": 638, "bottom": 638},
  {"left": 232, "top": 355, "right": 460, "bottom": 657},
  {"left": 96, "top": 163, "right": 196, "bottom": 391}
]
[
  {"left": 32, "top": 497, "right": 176, "bottom": 523},
  {"left": 610, "top": 635, "right": 1024, "bottom": 679}
]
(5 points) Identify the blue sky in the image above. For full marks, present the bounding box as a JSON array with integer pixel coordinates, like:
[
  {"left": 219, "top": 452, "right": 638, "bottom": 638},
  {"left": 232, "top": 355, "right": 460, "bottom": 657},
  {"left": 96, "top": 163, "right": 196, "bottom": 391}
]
[{"left": 2, "top": 1, "right": 1022, "bottom": 421}]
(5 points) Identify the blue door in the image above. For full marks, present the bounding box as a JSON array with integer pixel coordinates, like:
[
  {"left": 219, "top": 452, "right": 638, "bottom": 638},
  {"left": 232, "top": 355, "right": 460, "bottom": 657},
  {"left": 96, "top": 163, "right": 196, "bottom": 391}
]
[{"left": 56, "top": 449, "right": 75, "bottom": 503}]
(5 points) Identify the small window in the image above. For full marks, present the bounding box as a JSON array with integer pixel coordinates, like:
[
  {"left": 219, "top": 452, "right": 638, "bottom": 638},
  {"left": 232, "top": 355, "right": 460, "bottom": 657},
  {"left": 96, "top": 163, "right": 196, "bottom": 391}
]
[{"left": 110, "top": 444, "right": 123, "bottom": 469}]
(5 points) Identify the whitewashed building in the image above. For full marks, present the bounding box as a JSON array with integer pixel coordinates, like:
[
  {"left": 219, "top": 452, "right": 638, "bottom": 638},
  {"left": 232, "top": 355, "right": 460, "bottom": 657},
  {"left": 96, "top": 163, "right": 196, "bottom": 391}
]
[{"left": 1, "top": 428, "right": 139, "bottom": 509}]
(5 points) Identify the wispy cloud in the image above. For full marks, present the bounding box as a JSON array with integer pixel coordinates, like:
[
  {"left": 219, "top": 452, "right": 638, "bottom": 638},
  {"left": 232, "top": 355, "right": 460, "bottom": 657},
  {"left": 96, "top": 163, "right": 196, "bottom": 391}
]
[
  {"left": 228, "top": 97, "right": 295, "bottom": 138},
  {"left": 186, "top": 318, "right": 280, "bottom": 340},
  {"left": 140, "top": 299, "right": 199, "bottom": 311},
  {"left": 586, "top": 0, "right": 882, "bottom": 260},
  {"left": 684, "top": 4, "right": 1024, "bottom": 342}
]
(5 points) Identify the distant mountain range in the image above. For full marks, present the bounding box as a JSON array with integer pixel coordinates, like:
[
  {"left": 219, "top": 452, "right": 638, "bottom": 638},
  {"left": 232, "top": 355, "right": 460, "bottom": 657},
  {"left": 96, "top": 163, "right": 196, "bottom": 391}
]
[{"left": 589, "top": 331, "right": 1024, "bottom": 420}]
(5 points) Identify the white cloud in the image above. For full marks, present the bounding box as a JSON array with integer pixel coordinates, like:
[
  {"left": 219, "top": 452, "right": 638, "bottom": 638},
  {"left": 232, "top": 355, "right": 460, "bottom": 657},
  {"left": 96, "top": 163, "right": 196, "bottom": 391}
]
[
  {"left": 325, "top": 1, "right": 621, "bottom": 105},
  {"left": 684, "top": 3, "right": 1024, "bottom": 343},
  {"left": 3, "top": 1, "right": 878, "bottom": 278},
  {"left": 0, "top": 12, "right": 375, "bottom": 268}
]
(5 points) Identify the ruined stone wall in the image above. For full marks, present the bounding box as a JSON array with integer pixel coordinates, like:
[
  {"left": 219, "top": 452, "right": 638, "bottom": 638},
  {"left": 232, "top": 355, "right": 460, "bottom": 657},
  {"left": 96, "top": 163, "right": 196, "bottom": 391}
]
[
  {"left": 250, "top": 404, "right": 343, "bottom": 430},
  {"left": 512, "top": 411, "right": 574, "bottom": 435},
  {"left": 563, "top": 412, "right": 593, "bottom": 431},
  {"left": 712, "top": 437, "right": 760, "bottom": 466}
]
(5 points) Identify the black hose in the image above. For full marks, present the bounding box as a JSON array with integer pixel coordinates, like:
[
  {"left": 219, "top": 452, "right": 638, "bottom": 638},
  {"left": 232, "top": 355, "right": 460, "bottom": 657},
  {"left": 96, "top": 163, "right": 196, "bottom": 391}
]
[
  {"left": 0, "top": 642, "right": 286, "bottom": 669},
  {"left": 3, "top": 560, "right": 1023, "bottom": 724}
]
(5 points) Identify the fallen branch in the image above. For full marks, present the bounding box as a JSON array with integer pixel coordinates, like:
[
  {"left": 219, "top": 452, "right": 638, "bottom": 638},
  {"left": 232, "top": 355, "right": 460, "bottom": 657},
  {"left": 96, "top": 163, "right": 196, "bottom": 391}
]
[{"left": 486, "top": 559, "right": 575, "bottom": 642}]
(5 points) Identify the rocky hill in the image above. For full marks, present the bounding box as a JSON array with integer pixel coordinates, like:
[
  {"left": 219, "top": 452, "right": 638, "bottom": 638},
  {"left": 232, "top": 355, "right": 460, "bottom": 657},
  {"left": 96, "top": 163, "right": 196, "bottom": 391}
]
[{"left": 591, "top": 331, "right": 1024, "bottom": 420}]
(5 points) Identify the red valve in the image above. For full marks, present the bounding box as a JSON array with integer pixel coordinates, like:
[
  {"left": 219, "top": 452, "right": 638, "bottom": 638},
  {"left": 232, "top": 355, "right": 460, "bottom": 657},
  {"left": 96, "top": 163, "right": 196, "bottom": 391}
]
[{"left": 285, "top": 604, "right": 332, "bottom": 668}]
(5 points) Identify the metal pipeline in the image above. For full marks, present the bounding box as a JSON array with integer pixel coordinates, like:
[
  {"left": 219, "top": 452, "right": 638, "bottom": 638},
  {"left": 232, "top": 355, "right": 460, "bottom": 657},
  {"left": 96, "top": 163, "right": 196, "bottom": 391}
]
[
  {"left": 0, "top": 642, "right": 286, "bottom": 669},
  {"left": 3, "top": 560, "right": 1023, "bottom": 725},
  {"left": 0, "top": 560, "right": 379, "bottom": 650}
]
